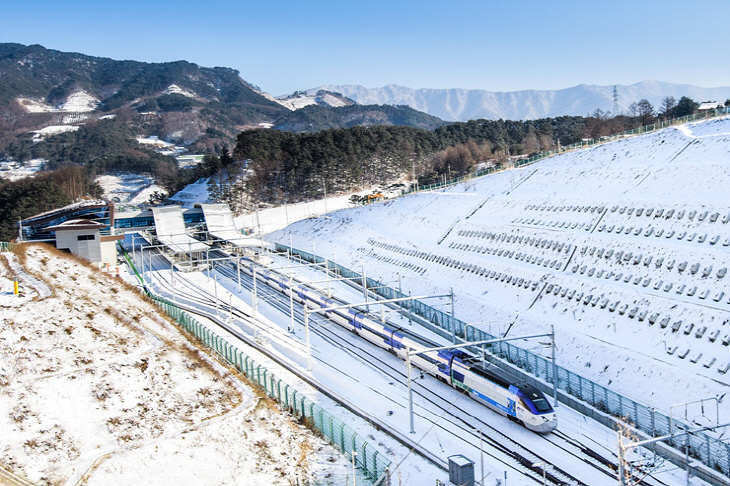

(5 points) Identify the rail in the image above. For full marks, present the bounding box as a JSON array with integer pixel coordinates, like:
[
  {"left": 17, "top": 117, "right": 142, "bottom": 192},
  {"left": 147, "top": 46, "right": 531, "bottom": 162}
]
[
  {"left": 121, "top": 245, "right": 391, "bottom": 486},
  {"left": 277, "top": 243, "right": 730, "bottom": 479}
]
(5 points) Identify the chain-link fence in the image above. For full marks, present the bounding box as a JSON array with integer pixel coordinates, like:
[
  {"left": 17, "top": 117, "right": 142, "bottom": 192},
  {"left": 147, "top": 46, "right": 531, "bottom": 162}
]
[
  {"left": 150, "top": 295, "right": 391, "bottom": 485},
  {"left": 278, "top": 244, "right": 730, "bottom": 478},
  {"left": 117, "top": 245, "right": 391, "bottom": 486}
]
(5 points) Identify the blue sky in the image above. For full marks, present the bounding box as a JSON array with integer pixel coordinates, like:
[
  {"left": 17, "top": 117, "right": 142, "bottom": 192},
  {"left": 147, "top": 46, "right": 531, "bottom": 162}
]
[{"left": 2, "top": 0, "right": 728, "bottom": 96}]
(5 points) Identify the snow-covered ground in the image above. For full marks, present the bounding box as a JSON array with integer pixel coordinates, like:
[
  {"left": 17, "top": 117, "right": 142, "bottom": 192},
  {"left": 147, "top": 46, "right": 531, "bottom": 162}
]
[
  {"left": 271, "top": 117, "right": 730, "bottom": 427},
  {"left": 233, "top": 187, "right": 405, "bottom": 235},
  {"left": 135, "top": 136, "right": 187, "bottom": 156},
  {"left": 0, "top": 159, "right": 45, "bottom": 182},
  {"left": 6, "top": 116, "right": 730, "bottom": 486},
  {"left": 162, "top": 84, "right": 198, "bottom": 99},
  {"left": 167, "top": 178, "right": 211, "bottom": 207},
  {"left": 129, "top": 222, "right": 714, "bottom": 486},
  {"left": 0, "top": 245, "right": 349, "bottom": 486},
  {"left": 15, "top": 90, "right": 99, "bottom": 114},
  {"left": 31, "top": 125, "right": 80, "bottom": 142},
  {"left": 95, "top": 173, "right": 167, "bottom": 208}
]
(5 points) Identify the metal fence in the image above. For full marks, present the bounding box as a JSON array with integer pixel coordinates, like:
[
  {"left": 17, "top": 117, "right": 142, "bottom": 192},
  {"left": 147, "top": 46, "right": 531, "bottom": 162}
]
[
  {"left": 118, "top": 246, "right": 391, "bottom": 486},
  {"left": 278, "top": 244, "right": 730, "bottom": 478},
  {"left": 402, "top": 108, "right": 730, "bottom": 196},
  {"left": 0, "top": 241, "right": 18, "bottom": 252},
  {"left": 151, "top": 297, "right": 391, "bottom": 485}
]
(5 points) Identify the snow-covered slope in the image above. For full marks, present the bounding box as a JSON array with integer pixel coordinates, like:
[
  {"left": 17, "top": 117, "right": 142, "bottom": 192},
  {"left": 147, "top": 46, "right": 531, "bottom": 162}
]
[
  {"left": 310, "top": 81, "right": 730, "bottom": 121},
  {"left": 0, "top": 245, "right": 345, "bottom": 485},
  {"left": 272, "top": 116, "right": 730, "bottom": 422},
  {"left": 16, "top": 90, "right": 100, "bottom": 113},
  {"left": 269, "top": 90, "right": 356, "bottom": 111}
]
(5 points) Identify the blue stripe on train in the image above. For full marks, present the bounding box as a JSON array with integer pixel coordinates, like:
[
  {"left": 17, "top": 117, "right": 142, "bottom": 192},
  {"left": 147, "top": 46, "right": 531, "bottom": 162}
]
[{"left": 468, "top": 388, "right": 516, "bottom": 416}]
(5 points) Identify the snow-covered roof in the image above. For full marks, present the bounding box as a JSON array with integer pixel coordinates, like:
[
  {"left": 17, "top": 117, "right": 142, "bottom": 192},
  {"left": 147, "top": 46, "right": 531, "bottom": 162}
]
[
  {"left": 151, "top": 205, "right": 208, "bottom": 253},
  {"left": 698, "top": 101, "right": 723, "bottom": 111},
  {"left": 199, "top": 203, "right": 271, "bottom": 248},
  {"left": 44, "top": 219, "right": 106, "bottom": 232},
  {"left": 21, "top": 199, "right": 109, "bottom": 225}
]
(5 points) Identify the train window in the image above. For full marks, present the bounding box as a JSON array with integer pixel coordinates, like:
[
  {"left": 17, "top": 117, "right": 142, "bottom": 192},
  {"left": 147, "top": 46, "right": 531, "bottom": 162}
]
[{"left": 531, "top": 398, "right": 553, "bottom": 413}]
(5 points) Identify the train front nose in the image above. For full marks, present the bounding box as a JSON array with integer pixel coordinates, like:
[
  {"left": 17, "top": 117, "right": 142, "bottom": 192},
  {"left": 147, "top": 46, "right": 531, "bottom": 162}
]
[{"left": 529, "top": 413, "right": 558, "bottom": 433}]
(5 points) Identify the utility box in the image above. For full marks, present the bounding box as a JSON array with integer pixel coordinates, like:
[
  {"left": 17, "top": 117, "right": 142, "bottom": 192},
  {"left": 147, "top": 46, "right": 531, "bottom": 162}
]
[{"left": 448, "top": 454, "right": 474, "bottom": 486}]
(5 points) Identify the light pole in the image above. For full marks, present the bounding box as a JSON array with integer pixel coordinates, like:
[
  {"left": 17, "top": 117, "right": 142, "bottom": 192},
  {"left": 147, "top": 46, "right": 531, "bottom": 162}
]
[
  {"left": 551, "top": 325, "right": 557, "bottom": 407},
  {"left": 450, "top": 287, "right": 456, "bottom": 343},
  {"left": 171, "top": 259, "right": 175, "bottom": 302},
  {"left": 478, "top": 429, "right": 484, "bottom": 486},
  {"left": 289, "top": 265, "right": 295, "bottom": 333},
  {"left": 407, "top": 349, "right": 414, "bottom": 433},
  {"left": 616, "top": 420, "right": 730, "bottom": 486},
  {"left": 252, "top": 267, "right": 258, "bottom": 339},
  {"left": 305, "top": 310, "right": 312, "bottom": 371},
  {"left": 351, "top": 451, "right": 358, "bottom": 486}
]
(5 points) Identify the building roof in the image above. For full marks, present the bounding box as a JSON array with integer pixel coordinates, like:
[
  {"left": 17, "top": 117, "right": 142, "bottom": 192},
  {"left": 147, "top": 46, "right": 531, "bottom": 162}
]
[
  {"left": 44, "top": 219, "right": 107, "bottom": 232},
  {"left": 21, "top": 199, "right": 110, "bottom": 226},
  {"left": 698, "top": 101, "right": 723, "bottom": 111}
]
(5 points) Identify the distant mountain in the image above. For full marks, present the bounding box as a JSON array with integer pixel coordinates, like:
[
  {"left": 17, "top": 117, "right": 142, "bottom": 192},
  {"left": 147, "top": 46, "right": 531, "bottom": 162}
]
[
  {"left": 272, "top": 103, "right": 444, "bottom": 132},
  {"left": 0, "top": 43, "right": 286, "bottom": 153},
  {"left": 270, "top": 90, "right": 356, "bottom": 110},
  {"left": 308, "top": 82, "right": 730, "bottom": 121}
]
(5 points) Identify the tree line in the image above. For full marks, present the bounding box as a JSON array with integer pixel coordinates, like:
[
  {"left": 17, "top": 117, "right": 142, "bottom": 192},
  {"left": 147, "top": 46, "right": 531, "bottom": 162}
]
[
  {"left": 0, "top": 166, "right": 102, "bottom": 241},
  {"left": 225, "top": 94, "right": 728, "bottom": 206},
  {"left": 231, "top": 115, "right": 593, "bottom": 202}
]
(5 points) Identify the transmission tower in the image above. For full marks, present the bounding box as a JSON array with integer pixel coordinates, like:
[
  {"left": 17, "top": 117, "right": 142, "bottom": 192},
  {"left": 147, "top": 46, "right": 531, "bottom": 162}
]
[{"left": 613, "top": 85, "right": 619, "bottom": 116}]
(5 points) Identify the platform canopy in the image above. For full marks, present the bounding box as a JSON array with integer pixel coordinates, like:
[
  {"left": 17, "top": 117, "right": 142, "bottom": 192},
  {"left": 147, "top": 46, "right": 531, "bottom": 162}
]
[
  {"left": 199, "top": 203, "right": 270, "bottom": 248},
  {"left": 151, "top": 205, "right": 208, "bottom": 253}
]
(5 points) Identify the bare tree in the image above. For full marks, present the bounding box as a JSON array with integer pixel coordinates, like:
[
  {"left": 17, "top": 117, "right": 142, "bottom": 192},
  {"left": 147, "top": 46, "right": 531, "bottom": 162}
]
[
  {"left": 629, "top": 99, "right": 656, "bottom": 127},
  {"left": 660, "top": 96, "right": 677, "bottom": 120}
]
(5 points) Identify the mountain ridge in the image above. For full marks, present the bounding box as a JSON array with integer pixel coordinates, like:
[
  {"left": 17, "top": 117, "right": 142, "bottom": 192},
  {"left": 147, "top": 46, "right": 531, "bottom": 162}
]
[
  {"left": 307, "top": 81, "right": 730, "bottom": 121},
  {"left": 0, "top": 43, "right": 443, "bottom": 173}
]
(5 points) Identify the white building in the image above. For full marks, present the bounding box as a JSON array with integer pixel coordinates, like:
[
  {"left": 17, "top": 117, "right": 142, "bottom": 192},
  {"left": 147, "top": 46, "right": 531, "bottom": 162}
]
[{"left": 44, "top": 219, "right": 122, "bottom": 265}]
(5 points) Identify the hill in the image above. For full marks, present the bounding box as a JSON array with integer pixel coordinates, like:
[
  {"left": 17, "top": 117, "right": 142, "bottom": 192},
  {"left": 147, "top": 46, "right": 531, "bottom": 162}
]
[
  {"left": 310, "top": 82, "right": 730, "bottom": 121},
  {"left": 0, "top": 43, "right": 444, "bottom": 168},
  {"left": 0, "top": 43, "right": 284, "bottom": 151},
  {"left": 272, "top": 116, "right": 730, "bottom": 437},
  {"left": 0, "top": 244, "right": 344, "bottom": 485}
]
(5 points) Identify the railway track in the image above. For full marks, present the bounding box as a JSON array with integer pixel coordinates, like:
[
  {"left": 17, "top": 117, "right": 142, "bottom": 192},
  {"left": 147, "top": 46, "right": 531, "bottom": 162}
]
[{"left": 134, "top": 245, "right": 667, "bottom": 486}]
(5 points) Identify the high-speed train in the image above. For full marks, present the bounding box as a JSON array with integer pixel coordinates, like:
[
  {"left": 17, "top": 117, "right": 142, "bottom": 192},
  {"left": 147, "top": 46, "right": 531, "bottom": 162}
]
[{"left": 240, "top": 261, "right": 557, "bottom": 433}]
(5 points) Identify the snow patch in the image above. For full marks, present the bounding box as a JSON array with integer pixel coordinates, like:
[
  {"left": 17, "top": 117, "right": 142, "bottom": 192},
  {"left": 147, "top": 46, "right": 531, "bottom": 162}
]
[
  {"left": 16, "top": 97, "right": 55, "bottom": 113},
  {"left": 57, "top": 90, "right": 100, "bottom": 112},
  {"left": 162, "top": 84, "right": 198, "bottom": 99},
  {"left": 31, "top": 125, "right": 79, "bottom": 141},
  {"left": 16, "top": 90, "right": 99, "bottom": 114}
]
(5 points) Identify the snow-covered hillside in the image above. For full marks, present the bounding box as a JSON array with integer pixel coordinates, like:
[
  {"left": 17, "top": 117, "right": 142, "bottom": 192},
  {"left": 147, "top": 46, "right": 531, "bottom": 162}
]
[
  {"left": 272, "top": 116, "right": 730, "bottom": 425},
  {"left": 0, "top": 245, "right": 346, "bottom": 486},
  {"left": 16, "top": 90, "right": 100, "bottom": 114},
  {"left": 310, "top": 81, "right": 730, "bottom": 121},
  {"left": 267, "top": 90, "right": 356, "bottom": 111}
]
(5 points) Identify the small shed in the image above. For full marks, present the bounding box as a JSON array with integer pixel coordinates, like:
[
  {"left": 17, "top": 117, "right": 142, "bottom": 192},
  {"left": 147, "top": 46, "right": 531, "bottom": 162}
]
[
  {"left": 44, "top": 219, "right": 123, "bottom": 264},
  {"left": 448, "top": 454, "right": 474, "bottom": 486}
]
